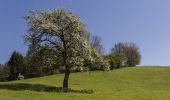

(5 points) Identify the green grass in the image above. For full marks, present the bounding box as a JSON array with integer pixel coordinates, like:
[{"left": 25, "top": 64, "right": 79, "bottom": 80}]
[{"left": 1, "top": 67, "right": 170, "bottom": 100}]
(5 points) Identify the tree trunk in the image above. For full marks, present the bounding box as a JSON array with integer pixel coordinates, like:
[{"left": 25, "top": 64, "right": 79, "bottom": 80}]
[
  {"left": 62, "top": 36, "right": 70, "bottom": 90},
  {"left": 63, "top": 66, "right": 70, "bottom": 89}
]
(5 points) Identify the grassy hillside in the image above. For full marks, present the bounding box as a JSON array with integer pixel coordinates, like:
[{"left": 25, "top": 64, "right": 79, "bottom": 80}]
[{"left": 0, "top": 67, "right": 170, "bottom": 100}]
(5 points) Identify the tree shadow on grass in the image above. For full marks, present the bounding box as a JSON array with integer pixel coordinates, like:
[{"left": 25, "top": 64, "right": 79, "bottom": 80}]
[{"left": 0, "top": 83, "right": 94, "bottom": 94}]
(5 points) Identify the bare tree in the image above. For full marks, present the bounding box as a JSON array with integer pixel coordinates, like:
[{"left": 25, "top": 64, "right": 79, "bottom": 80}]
[{"left": 91, "top": 35, "right": 105, "bottom": 55}]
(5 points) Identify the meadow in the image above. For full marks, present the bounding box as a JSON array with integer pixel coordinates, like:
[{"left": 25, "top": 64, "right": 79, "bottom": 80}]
[{"left": 0, "top": 67, "right": 170, "bottom": 100}]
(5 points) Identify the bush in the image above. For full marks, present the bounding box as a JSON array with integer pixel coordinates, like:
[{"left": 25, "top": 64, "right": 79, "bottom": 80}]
[{"left": 106, "top": 53, "right": 126, "bottom": 69}]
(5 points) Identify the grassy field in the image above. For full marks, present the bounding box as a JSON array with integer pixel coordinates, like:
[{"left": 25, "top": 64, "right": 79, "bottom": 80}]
[{"left": 0, "top": 67, "right": 170, "bottom": 100}]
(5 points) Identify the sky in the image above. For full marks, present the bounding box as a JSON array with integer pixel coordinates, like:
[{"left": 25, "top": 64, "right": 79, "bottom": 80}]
[{"left": 0, "top": 0, "right": 170, "bottom": 66}]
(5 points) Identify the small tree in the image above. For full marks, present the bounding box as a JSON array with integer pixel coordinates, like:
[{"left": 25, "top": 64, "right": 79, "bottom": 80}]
[
  {"left": 8, "top": 51, "right": 24, "bottom": 80},
  {"left": 112, "top": 42, "right": 141, "bottom": 66},
  {"left": 106, "top": 53, "right": 126, "bottom": 69},
  {"left": 24, "top": 9, "right": 92, "bottom": 89}
]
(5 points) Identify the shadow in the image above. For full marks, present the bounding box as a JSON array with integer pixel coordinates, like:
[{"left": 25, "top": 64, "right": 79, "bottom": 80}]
[{"left": 0, "top": 83, "right": 94, "bottom": 94}]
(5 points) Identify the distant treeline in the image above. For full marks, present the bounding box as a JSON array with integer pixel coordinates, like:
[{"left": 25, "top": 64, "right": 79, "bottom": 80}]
[{"left": 0, "top": 41, "right": 141, "bottom": 82}]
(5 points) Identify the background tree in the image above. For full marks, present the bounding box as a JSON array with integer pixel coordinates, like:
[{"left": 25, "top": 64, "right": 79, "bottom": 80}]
[
  {"left": 90, "top": 35, "right": 105, "bottom": 55},
  {"left": 8, "top": 51, "right": 24, "bottom": 80},
  {"left": 24, "top": 9, "right": 92, "bottom": 89},
  {"left": 84, "top": 35, "right": 110, "bottom": 71},
  {"left": 106, "top": 53, "right": 126, "bottom": 69},
  {"left": 0, "top": 64, "right": 10, "bottom": 82},
  {"left": 111, "top": 42, "right": 141, "bottom": 66},
  {"left": 24, "top": 47, "right": 63, "bottom": 78},
  {"left": 87, "top": 48, "right": 110, "bottom": 71}
]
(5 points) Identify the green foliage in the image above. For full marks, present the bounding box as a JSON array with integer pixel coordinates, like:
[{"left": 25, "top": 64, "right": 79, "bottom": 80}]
[
  {"left": 88, "top": 48, "right": 110, "bottom": 71},
  {"left": 106, "top": 53, "right": 126, "bottom": 69},
  {"left": 24, "top": 47, "right": 63, "bottom": 78},
  {"left": 8, "top": 51, "right": 24, "bottom": 80}
]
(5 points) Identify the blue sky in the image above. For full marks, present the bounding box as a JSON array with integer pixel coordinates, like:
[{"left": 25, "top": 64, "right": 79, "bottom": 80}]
[{"left": 0, "top": 0, "right": 170, "bottom": 66}]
